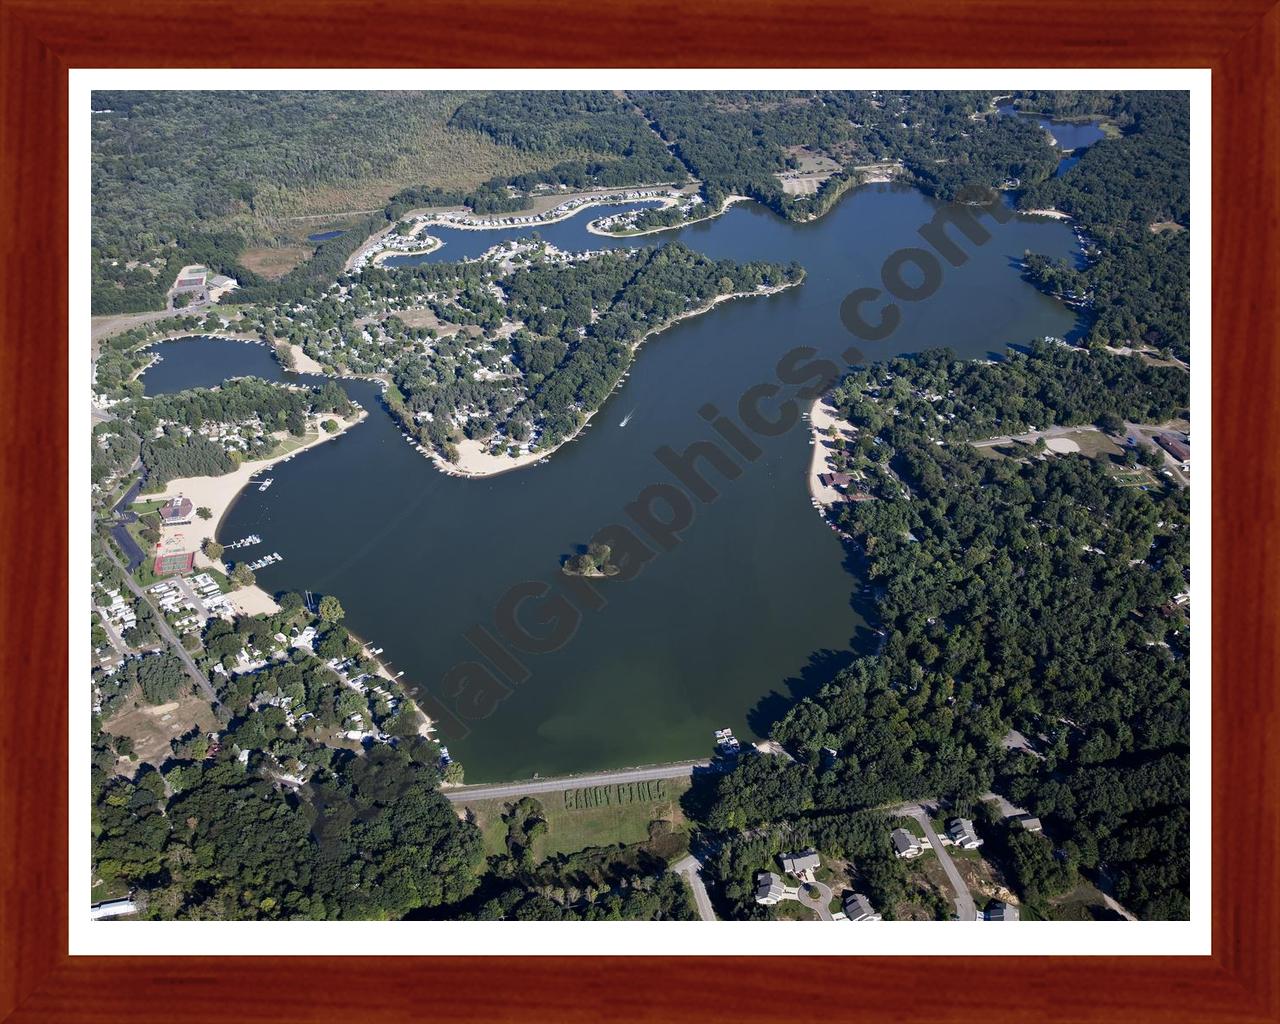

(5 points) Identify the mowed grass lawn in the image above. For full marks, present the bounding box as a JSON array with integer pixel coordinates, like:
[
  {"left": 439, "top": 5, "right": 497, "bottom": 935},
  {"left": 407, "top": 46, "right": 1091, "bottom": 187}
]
[{"left": 461, "top": 776, "right": 693, "bottom": 863}]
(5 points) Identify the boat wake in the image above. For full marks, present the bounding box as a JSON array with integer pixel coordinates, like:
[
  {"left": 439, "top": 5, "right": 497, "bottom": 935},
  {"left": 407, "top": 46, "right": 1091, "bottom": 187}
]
[{"left": 619, "top": 409, "right": 636, "bottom": 427}]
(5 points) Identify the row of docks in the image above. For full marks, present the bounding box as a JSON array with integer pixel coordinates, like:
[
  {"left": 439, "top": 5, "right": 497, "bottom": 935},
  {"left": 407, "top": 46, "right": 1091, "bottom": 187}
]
[{"left": 244, "top": 551, "right": 282, "bottom": 571}]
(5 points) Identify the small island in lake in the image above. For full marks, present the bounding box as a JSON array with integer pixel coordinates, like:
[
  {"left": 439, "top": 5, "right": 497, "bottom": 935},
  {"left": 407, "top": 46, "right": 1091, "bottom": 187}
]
[{"left": 562, "top": 542, "right": 620, "bottom": 578}]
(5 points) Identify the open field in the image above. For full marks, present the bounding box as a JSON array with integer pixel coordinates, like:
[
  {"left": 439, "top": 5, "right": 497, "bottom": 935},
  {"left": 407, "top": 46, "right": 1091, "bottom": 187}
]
[
  {"left": 778, "top": 146, "right": 841, "bottom": 194},
  {"left": 239, "top": 245, "right": 313, "bottom": 280},
  {"left": 103, "top": 693, "right": 219, "bottom": 769},
  {"left": 459, "top": 775, "right": 692, "bottom": 863}
]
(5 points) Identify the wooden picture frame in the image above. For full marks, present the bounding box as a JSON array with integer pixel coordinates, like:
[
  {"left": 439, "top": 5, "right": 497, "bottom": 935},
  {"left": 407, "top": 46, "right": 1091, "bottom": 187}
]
[{"left": 2, "top": 1, "right": 1275, "bottom": 1020}]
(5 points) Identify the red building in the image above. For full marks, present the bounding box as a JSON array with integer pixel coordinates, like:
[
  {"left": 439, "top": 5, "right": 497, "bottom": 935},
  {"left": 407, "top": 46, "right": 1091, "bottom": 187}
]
[
  {"left": 1155, "top": 433, "right": 1191, "bottom": 463},
  {"left": 159, "top": 496, "right": 194, "bottom": 524}
]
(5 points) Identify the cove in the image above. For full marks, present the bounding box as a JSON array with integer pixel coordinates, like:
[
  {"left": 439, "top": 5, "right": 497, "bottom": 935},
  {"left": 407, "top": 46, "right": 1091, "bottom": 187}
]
[
  {"left": 997, "top": 103, "right": 1107, "bottom": 177},
  {"left": 144, "top": 183, "right": 1083, "bottom": 783}
]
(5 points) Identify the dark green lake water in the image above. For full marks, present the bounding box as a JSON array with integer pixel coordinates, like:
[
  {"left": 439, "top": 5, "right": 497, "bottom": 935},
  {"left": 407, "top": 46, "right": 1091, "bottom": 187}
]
[{"left": 143, "top": 185, "right": 1081, "bottom": 782}]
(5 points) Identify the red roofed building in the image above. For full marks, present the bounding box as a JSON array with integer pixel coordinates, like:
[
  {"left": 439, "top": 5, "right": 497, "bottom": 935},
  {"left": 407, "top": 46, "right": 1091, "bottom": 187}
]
[
  {"left": 818, "top": 472, "right": 854, "bottom": 489},
  {"left": 1154, "top": 433, "right": 1190, "bottom": 464},
  {"left": 159, "top": 496, "right": 194, "bottom": 524}
]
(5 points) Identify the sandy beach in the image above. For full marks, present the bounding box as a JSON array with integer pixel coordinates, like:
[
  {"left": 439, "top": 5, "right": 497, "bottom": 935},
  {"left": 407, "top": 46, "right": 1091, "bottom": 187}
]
[
  {"left": 155, "top": 408, "right": 367, "bottom": 615},
  {"left": 426, "top": 280, "right": 801, "bottom": 479},
  {"left": 285, "top": 342, "right": 327, "bottom": 374},
  {"left": 808, "top": 396, "right": 852, "bottom": 507},
  {"left": 1020, "top": 208, "right": 1071, "bottom": 220}
]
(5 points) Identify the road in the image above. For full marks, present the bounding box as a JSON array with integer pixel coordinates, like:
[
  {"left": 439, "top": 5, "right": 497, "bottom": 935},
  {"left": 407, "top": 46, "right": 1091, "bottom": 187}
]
[
  {"left": 444, "top": 759, "right": 710, "bottom": 804},
  {"left": 970, "top": 423, "right": 1099, "bottom": 449},
  {"left": 900, "top": 803, "right": 977, "bottom": 921},
  {"left": 671, "top": 855, "right": 717, "bottom": 921},
  {"left": 795, "top": 878, "right": 835, "bottom": 921},
  {"left": 101, "top": 540, "right": 224, "bottom": 716}
]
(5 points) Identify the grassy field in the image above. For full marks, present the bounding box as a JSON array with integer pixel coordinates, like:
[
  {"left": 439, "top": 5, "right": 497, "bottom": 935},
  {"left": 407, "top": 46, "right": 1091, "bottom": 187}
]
[
  {"left": 1044, "top": 879, "right": 1125, "bottom": 921},
  {"left": 103, "top": 692, "right": 219, "bottom": 769},
  {"left": 129, "top": 498, "right": 168, "bottom": 516},
  {"left": 268, "top": 429, "right": 322, "bottom": 459},
  {"left": 239, "top": 245, "right": 313, "bottom": 280},
  {"left": 460, "top": 776, "right": 693, "bottom": 863}
]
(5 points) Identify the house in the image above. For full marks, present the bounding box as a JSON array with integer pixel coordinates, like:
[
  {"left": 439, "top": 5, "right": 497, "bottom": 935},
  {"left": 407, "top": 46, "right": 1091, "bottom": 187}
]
[
  {"left": 754, "top": 872, "right": 786, "bottom": 905},
  {"left": 159, "top": 496, "right": 194, "bottom": 524},
  {"left": 779, "top": 850, "right": 821, "bottom": 879},
  {"left": 947, "top": 818, "right": 983, "bottom": 849},
  {"left": 1013, "top": 814, "right": 1043, "bottom": 833},
  {"left": 818, "top": 471, "right": 854, "bottom": 489},
  {"left": 891, "top": 828, "right": 924, "bottom": 859},
  {"left": 842, "top": 892, "right": 882, "bottom": 921},
  {"left": 985, "top": 900, "right": 1019, "bottom": 922}
]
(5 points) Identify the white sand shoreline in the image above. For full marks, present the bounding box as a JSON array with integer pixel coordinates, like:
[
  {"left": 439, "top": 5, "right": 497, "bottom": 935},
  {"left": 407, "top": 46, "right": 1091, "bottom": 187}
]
[
  {"left": 155, "top": 408, "right": 368, "bottom": 615},
  {"left": 807, "top": 396, "right": 850, "bottom": 508},
  {"left": 424, "top": 280, "right": 801, "bottom": 479},
  {"left": 1020, "top": 208, "right": 1072, "bottom": 220}
]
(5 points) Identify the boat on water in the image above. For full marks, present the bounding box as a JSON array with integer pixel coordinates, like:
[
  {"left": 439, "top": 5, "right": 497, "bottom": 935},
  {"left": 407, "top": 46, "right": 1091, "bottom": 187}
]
[{"left": 619, "top": 409, "right": 635, "bottom": 427}]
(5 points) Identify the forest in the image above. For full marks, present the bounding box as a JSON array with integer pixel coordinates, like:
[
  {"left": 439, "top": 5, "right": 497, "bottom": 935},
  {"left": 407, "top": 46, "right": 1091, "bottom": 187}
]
[
  {"left": 1017, "top": 91, "right": 1191, "bottom": 357},
  {"left": 692, "top": 345, "right": 1190, "bottom": 918},
  {"left": 90, "top": 89, "right": 1076, "bottom": 313},
  {"left": 103, "top": 376, "right": 353, "bottom": 488}
]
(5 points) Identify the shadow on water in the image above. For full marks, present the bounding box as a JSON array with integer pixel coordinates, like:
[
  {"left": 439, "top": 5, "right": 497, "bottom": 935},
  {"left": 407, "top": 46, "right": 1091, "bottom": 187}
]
[{"left": 745, "top": 647, "right": 860, "bottom": 739}]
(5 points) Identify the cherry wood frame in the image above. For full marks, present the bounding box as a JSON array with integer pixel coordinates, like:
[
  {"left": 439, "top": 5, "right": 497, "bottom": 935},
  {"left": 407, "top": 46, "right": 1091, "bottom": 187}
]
[{"left": 2, "top": 1, "right": 1276, "bottom": 1020}]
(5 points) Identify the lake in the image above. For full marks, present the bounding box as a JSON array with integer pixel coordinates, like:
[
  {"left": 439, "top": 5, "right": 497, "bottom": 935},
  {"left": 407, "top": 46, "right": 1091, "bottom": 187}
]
[
  {"left": 307, "top": 229, "right": 345, "bottom": 242},
  {"left": 143, "top": 184, "right": 1082, "bottom": 782}
]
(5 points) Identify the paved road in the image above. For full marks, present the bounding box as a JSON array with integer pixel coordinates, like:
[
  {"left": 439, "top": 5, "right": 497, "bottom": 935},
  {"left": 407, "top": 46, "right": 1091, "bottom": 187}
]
[
  {"left": 672, "top": 855, "right": 717, "bottom": 921},
  {"left": 101, "top": 541, "right": 224, "bottom": 717},
  {"left": 901, "top": 804, "right": 976, "bottom": 921},
  {"left": 443, "top": 759, "right": 710, "bottom": 804},
  {"left": 795, "top": 878, "right": 835, "bottom": 921}
]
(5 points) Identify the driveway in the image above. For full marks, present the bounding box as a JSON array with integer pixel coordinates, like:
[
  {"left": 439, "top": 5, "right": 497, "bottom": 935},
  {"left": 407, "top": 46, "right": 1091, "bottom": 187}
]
[
  {"left": 672, "top": 854, "right": 717, "bottom": 921},
  {"left": 902, "top": 804, "right": 977, "bottom": 921}
]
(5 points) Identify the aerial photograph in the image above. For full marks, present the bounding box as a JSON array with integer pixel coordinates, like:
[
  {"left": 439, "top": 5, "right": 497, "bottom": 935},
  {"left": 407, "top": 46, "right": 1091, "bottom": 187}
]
[{"left": 88, "top": 88, "right": 1191, "bottom": 924}]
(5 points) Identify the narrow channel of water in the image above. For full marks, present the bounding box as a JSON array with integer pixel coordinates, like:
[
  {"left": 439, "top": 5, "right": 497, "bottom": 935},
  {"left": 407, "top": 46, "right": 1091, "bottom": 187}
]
[{"left": 997, "top": 103, "right": 1107, "bottom": 177}]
